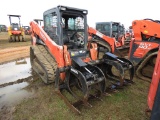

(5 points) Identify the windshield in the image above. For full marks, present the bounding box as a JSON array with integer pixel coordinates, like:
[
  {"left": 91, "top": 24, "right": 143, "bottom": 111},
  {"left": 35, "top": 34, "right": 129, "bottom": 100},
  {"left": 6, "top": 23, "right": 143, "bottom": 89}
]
[
  {"left": 96, "top": 24, "right": 110, "bottom": 32},
  {"left": 61, "top": 13, "right": 85, "bottom": 49},
  {"left": 112, "top": 24, "right": 118, "bottom": 32},
  {"left": 11, "top": 23, "right": 20, "bottom": 30},
  {"left": 103, "top": 24, "right": 110, "bottom": 31},
  {"left": 62, "top": 16, "right": 84, "bottom": 30}
]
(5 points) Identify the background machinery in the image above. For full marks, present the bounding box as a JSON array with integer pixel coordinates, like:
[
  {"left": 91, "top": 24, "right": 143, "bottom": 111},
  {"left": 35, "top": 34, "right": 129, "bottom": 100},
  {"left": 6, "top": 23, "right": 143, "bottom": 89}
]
[
  {"left": 0, "top": 24, "right": 7, "bottom": 32},
  {"left": 22, "top": 26, "right": 31, "bottom": 35},
  {"left": 88, "top": 26, "right": 129, "bottom": 58},
  {"left": 95, "top": 22, "right": 130, "bottom": 54},
  {"left": 125, "top": 28, "right": 134, "bottom": 41},
  {"left": 128, "top": 18, "right": 160, "bottom": 81},
  {"left": 33, "top": 19, "right": 44, "bottom": 28},
  {"left": 30, "top": 5, "right": 134, "bottom": 114},
  {"left": 87, "top": 22, "right": 131, "bottom": 58},
  {"left": 96, "top": 22, "right": 125, "bottom": 41},
  {"left": 7, "top": 15, "right": 24, "bottom": 42}
]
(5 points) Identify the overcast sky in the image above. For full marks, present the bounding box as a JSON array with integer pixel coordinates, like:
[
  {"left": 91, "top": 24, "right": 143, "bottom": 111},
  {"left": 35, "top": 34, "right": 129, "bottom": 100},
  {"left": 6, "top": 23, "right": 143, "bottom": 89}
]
[{"left": 0, "top": 0, "right": 159, "bottom": 28}]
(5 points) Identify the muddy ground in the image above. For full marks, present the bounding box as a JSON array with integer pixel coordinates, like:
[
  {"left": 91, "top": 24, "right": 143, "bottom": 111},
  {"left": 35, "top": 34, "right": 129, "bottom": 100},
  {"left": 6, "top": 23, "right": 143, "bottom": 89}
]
[
  {"left": 0, "top": 32, "right": 151, "bottom": 120},
  {"left": 0, "top": 32, "right": 33, "bottom": 120},
  {"left": 0, "top": 32, "right": 31, "bottom": 64}
]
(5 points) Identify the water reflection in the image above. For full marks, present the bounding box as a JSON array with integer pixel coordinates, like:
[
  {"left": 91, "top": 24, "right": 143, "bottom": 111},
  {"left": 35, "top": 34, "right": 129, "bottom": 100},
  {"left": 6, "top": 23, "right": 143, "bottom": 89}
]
[{"left": 0, "top": 58, "right": 31, "bottom": 84}]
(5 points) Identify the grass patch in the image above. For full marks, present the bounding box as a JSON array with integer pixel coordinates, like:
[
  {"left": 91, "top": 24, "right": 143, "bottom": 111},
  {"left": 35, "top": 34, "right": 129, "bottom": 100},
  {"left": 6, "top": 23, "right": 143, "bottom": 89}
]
[{"left": 13, "top": 76, "right": 150, "bottom": 120}]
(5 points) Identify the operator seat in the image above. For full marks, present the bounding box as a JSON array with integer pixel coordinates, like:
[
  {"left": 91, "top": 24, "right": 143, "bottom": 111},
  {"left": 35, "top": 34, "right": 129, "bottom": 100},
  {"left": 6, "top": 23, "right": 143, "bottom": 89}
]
[
  {"left": 63, "top": 29, "right": 74, "bottom": 49},
  {"left": 63, "top": 29, "right": 69, "bottom": 44}
]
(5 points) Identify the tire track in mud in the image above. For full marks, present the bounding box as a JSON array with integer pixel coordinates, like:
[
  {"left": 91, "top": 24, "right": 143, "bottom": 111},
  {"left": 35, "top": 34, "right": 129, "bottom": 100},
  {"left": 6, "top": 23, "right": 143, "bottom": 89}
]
[{"left": 0, "top": 75, "right": 39, "bottom": 88}]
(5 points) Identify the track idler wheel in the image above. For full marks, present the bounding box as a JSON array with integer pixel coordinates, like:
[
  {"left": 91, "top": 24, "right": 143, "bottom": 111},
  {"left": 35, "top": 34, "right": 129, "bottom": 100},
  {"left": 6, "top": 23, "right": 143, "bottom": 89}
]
[{"left": 55, "top": 65, "right": 106, "bottom": 114}]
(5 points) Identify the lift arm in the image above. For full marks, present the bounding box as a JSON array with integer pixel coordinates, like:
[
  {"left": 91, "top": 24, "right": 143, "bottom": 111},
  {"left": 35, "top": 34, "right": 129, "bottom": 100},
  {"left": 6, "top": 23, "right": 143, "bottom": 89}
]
[
  {"left": 30, "top": 21, "right": 65, "bottom": 68},
  {"left": 132, "top": 19, "right": 160, "bottom": 40},
  {"left": 88, "top": 27, "right": 116, "bottom": 53}
]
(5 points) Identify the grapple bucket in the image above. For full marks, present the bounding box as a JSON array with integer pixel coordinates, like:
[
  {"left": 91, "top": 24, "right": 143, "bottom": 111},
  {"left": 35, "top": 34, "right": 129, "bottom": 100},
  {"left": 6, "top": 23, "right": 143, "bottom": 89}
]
[
  {"left": 100, "top": 52, "right": 135, "bottom": 89},
  {"left": 55, "top": 57, "right": 106, "bottom": 114}
]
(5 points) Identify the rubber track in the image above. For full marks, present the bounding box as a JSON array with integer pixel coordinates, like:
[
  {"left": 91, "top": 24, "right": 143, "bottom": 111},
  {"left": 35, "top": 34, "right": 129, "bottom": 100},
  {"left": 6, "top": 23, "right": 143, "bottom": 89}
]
[
  {"left": 136, "top": 51, "right": 157, "bottom": 82},
  {"left": 31, "top": 45, "right": 57, "bottom": 84}
]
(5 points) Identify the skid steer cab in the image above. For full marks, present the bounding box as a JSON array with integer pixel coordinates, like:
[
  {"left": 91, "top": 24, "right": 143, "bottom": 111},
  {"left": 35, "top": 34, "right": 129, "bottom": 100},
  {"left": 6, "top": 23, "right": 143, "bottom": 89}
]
[{"left": 30, "top": 5, "right": 134, "bottom": 114}]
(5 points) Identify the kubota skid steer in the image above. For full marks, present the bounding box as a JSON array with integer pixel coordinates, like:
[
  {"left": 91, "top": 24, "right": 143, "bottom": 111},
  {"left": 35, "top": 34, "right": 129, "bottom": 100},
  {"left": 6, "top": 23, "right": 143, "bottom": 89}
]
[
  {"left": 88, "top": 27, "right": 130, "bottom": 58},
  {"left": 128, "top": 18, "right": 160, "bottom": 82},
  {"left": 93, "top": 22, "right": 130, "bottom": 57},
  {"left": 7, "top": 14, "right": 24, "bottom": 42},
  {"left": 30, "top": 5, "right": 134, "bottom": 114}
]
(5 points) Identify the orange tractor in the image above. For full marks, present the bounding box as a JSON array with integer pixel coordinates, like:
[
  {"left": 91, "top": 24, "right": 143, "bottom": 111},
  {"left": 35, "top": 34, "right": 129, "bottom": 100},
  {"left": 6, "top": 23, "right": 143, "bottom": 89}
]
[
  {"left": 30, "top": 5, "right": 134, "bottom": 114},
  {"left": 128, "top": 18, "right": 160, "bottom": 81},
  {"left": 7, "top": 15, "right": 24, "bottom": 42}
]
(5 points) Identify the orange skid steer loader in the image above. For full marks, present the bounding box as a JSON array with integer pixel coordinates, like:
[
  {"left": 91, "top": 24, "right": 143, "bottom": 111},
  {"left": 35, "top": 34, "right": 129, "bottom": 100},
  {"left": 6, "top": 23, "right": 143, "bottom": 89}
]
[
  {"left": 128, "top": 18, "right": 160, "bottom": 82},
  {"left": 30, "top": 5, "right": 134, "bottom": 114},
  {"left": 89, "top": 22, "right": 131, "bottom": 57},
  {"left": 88, "top": 27, "right": 129, "bottom": 58}
]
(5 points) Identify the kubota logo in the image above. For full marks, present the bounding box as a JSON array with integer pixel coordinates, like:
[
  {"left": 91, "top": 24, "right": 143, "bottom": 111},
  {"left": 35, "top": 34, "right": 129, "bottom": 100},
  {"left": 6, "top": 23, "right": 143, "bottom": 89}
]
[
  {"left": 40, "top": 31, "right": 46, "bottom": 41},
  {"left": 138, "top": 42, "right": 151, "bottom": 49},
  {"left": 96, "top": 31, "right": 103, "bottom": 38}
]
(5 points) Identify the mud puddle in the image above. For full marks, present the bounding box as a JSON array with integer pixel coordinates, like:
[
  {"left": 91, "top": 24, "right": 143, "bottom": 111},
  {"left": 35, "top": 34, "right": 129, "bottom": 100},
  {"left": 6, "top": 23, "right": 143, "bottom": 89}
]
[
  {"left": 0, "top": 82, "right": 34, "bottom": 109},
  {"left": 0, "top": 58, "right": 31, "bottom": 85},
  {"left": 0, "top": 58, "right": 35, "bottom": 111}
]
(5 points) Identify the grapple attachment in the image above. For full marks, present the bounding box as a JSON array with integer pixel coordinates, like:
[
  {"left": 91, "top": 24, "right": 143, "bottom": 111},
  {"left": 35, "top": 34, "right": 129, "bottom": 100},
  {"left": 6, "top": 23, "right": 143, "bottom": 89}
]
[
  {"left": 55, "top": 57, "right": 106, "bottom": 114},
  {"left": 100, "top": 52, "right": 135, "bottom": 89}
]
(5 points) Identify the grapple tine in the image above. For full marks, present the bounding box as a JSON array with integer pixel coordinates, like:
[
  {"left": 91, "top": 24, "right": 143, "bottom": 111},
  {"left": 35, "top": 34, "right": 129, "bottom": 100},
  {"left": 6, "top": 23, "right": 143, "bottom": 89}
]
[
  {"left": 54, "top": 61, "right": 107, "bottom": 114},
  {"left": 82, "top": 97, "right": 93, "bottom": 108},
  {"left": 55, "top": 90, "right": 81, "bottom": 115}
]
